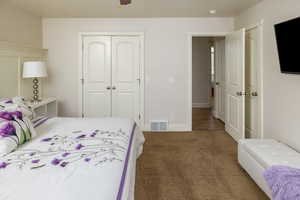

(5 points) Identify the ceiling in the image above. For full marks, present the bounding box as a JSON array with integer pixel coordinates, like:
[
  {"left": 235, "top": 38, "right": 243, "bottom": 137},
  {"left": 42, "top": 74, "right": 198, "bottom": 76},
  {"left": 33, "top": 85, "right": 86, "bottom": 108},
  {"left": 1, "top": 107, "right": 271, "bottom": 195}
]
[{"left": 4, "top": 0, "right": 262, "bottom": 18}]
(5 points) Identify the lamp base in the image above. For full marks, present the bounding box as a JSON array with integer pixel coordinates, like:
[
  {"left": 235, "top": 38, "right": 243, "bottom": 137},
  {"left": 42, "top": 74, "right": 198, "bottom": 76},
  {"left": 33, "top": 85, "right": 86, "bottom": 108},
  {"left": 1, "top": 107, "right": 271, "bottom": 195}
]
[{"left": 32, "top": 78, "right": 41, "bottom": 102}]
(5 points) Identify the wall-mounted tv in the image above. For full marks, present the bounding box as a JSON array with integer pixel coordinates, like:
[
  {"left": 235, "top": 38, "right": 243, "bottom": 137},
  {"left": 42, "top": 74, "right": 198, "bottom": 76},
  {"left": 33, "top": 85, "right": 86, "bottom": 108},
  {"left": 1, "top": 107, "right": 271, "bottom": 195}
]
[{"left": 274, "top": 17, "right": 300, "bottom": 74}]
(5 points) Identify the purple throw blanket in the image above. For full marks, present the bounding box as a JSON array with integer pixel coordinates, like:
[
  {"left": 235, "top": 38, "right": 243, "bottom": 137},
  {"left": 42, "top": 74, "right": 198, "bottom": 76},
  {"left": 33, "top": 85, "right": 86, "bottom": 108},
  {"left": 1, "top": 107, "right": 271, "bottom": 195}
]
[{"left": 264, "top": 166, "right": 300, "bottom": 200}]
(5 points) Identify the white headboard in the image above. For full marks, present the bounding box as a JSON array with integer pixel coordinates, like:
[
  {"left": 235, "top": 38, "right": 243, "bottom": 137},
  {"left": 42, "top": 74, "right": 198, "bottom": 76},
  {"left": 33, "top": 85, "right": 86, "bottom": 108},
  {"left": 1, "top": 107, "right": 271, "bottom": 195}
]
[{"left": 0, "top": 41, "right": 47, "bottom": 100}]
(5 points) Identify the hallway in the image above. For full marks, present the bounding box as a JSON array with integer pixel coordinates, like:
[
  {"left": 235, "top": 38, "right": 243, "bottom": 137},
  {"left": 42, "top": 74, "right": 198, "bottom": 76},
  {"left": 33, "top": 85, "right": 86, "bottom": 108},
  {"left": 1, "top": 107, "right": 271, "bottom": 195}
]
[{"left": 192, "top": 108, "right": 224, "bottom": 131}]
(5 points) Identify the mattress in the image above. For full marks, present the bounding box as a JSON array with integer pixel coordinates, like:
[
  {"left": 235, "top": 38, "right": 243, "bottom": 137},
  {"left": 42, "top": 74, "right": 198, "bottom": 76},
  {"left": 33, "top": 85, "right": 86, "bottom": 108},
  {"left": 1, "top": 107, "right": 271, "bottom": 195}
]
[
  {"left": 0, "top": 117, "right": 145, "bottom": 200},
  {"left": 239, "top": 139, "right": 300, "bottom": 169}
]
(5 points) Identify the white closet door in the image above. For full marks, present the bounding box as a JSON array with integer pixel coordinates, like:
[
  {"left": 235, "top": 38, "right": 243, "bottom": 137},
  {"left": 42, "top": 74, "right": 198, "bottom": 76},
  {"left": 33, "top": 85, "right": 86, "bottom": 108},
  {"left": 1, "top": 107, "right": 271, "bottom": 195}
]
[
  {"left": 225, "top": 29, "right": 246, "bottom": 141},
  {"left": 83, "top": 36, "right": 112, "bottom": 117},
  {"left": 111, "top": 37, "right": 140, "bottom": 122}
]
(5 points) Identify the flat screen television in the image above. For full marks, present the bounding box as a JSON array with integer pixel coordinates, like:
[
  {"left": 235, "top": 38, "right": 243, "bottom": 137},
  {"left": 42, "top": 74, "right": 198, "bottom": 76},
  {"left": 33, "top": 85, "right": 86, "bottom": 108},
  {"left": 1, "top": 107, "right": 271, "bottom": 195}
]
[{"left": 274, "top": 17, "right": 300, "bottom": 74}]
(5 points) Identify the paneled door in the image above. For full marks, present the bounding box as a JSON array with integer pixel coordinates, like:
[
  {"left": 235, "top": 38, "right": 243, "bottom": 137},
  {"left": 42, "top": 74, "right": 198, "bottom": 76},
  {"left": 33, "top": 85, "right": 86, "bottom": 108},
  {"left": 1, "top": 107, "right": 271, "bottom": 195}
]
[
  {"left": 82, "top": 36, "right": 141, "bottom": 122},
  {"left": 225, "top": 29, "right": 246, "bottom": 141},
  {"left": 214, "top": 38, "right": 226, "bottom": 122},
  {"left": 83, "top": 36, "right": 112, "bottom": 117},
  {"left": 245, "top": 27, "right": 260, "bottom": 139},
  {"left": 112, "top": 37, "right": 140, "bottom": 122}
]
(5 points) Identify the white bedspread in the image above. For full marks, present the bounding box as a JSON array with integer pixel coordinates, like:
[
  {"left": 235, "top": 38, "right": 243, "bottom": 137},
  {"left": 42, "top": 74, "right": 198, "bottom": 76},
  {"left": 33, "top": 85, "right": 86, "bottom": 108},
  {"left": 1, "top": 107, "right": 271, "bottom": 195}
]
[{"left": 0, "top": 117, "right": 145, "bottom": 200}]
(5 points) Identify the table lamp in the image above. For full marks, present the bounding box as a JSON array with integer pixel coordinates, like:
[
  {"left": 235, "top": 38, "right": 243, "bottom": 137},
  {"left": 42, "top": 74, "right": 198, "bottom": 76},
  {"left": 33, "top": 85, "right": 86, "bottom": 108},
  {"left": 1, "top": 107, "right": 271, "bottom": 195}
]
[{"left": 22, "top": 61, "right": 48, "bottom": 102}]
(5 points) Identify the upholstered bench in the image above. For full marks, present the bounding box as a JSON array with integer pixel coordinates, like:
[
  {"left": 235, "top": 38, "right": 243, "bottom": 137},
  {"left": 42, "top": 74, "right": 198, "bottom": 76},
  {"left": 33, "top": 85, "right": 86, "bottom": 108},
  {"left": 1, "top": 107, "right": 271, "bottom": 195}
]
[{"left": 238, "top": 139, "right": 300, "bottom": 198}]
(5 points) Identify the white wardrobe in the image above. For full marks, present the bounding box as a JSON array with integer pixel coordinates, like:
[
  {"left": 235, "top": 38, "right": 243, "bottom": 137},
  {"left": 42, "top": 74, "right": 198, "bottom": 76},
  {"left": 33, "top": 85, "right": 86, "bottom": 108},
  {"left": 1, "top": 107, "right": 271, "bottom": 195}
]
[{"left": 82, "top": 35, "right": 143, "bottom": 124}]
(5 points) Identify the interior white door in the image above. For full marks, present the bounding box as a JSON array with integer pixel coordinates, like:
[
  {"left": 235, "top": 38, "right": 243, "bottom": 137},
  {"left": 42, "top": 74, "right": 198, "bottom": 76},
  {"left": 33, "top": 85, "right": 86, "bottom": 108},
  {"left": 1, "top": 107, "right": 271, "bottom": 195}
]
[
  {"left": 111, "top": 36, "right": 140, "bottom": 122},
  {"left": 83, "top": 36, "right": 112, "bottom": 117},
  {"left": 214, "top": 38, "right": 226, "bottom": 122},
  {"left": 225, "top": 29, "right": 246, "bottom": 141},
  {"left": 245, "top": 28, "right": 260, "bottom": 139}
]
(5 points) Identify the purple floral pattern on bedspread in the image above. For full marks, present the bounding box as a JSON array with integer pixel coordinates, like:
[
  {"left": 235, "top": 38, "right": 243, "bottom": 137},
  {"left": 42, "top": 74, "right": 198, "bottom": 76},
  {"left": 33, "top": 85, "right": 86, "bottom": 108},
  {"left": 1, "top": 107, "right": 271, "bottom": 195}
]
[{"left": 0, "top": 129, "right": 130, "bottom": 170}]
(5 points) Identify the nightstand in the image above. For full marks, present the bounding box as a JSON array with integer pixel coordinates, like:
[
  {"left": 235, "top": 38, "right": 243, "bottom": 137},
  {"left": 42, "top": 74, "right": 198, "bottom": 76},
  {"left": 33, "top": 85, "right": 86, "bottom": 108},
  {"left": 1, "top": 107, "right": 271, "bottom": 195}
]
[{"left": 27, "top": 97, "right": 58, "bottom": 119}]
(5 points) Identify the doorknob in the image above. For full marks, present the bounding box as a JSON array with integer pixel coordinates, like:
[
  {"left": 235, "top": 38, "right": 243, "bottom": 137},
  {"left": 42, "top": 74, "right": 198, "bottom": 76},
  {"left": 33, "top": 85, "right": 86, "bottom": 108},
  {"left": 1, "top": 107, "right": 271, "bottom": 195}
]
[
  {"left": 236, "top": 91, "right": 243, "bottom": 96},
  {"left": 251, "top": 92, "right": 258, "bottom": 97},
  {"left": 215, "top": 82, "right": 220, "bottom": 86},
  {"left": 112, "top": 86, "right": 116, "bottom": 90},
  {"left": 236, "top": 91, "right": 247, "bottom": 96},
  {"left": 106, "top": 86, "right": 111, "bottom": 90}
]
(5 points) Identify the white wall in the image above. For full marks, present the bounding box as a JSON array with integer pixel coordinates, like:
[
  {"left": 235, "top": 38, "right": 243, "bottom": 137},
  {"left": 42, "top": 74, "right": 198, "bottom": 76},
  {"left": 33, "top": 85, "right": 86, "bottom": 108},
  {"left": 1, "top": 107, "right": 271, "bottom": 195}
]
[
  {"left": 0, "top": 2, "right": 42, "bottom": 48},
  {"left": 192, "top": 37, "right": 211, "bottom": 108},
  {"left": 235, "top": 0, "right": 300, "bottom": 151},
  {"left": 43, "top": 18, "right": 234, "bottom": 130}
]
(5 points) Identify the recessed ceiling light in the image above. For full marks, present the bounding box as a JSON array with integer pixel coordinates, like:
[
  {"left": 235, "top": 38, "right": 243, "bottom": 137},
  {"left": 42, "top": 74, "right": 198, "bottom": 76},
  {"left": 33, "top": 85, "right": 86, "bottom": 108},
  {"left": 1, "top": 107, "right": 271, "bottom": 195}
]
[{"left": 209, "top": 10, "right": 217, "bottom": 14}]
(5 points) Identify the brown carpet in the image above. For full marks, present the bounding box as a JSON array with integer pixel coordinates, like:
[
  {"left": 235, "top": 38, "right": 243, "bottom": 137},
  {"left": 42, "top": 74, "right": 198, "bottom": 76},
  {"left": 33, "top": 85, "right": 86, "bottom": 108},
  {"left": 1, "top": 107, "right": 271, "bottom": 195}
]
[
  {"left": 192, "top": 108, "right": 225, "bottom": 131},
  {"left": 135, "top": 130, "right": 269, "bottom": 200}
]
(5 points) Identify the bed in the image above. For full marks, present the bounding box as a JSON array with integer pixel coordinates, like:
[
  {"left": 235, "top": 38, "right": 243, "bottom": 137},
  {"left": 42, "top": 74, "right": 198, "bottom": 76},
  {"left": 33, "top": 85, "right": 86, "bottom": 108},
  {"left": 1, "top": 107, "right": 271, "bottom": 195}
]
[{"left": 0, "top": 117, "right": 145, "bottom": 200}]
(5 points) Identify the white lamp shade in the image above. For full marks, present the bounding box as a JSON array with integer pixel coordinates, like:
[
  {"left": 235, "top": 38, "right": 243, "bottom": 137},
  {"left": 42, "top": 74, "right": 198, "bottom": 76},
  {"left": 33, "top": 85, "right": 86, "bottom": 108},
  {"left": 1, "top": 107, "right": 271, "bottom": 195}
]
[{"left": 23, "top": 61, "right": 48, "bottom": 78}]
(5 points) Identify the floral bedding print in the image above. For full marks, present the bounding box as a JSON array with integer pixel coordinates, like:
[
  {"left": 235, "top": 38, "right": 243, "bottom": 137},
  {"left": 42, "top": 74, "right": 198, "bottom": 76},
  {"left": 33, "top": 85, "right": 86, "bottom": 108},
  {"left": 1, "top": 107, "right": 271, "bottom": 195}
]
[
  {"left": 0, "top": 111, "right": 36, "bottom": 155},
  {"left": 0, "top": 112, "right": 34, "bottom": 143},
  {"left": 0, "top": 127, "right": 133, "bottom": 170},
  {"left": 0, "top": 97, "right": 33, "bottom": 119},
  {"left": 0, "top": 97, "right": 37, "bottom": 155},
  {"left": 0, "top": 117, "right": 143, "bottom": 200}
]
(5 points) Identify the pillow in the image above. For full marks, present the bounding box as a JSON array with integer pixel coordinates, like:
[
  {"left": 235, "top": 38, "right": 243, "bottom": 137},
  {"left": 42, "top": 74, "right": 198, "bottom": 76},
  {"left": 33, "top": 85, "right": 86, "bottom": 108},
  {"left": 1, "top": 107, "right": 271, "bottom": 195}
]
[
  {"left": 0, "top": 110, "right": 36, "bottom": 155},
  {"left": 0, "top": 120, "right": 19, "bottom": 156},
  {"left": 0, "top": 97, "right": 33, "bottom": 119},
  {"left": 0, "top": 98, "right": 11, "bottom": 111}
]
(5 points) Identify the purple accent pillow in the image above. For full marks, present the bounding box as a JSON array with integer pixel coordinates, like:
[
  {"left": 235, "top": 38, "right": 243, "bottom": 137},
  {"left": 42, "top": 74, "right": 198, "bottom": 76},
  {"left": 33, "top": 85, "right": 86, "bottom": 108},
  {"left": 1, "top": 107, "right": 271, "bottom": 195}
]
[{"left": 0, "top": 110, "right": 36, "bottom": 155}]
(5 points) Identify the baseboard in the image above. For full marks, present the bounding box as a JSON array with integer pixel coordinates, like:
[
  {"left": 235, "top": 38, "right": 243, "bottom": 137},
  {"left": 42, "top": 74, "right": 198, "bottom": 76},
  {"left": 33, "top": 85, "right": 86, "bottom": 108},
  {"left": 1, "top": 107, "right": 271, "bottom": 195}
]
[
  {"left": 212, "top": 110, "right": 217, "bottom": 118},
  {"left": 225, "top": 125, "right": 239, "bottom": 142},
  {"left": 143, "top": 123, "right": 189, "bottom": 132},
  {"left": 192, "top": 103, "right": 211, "bottom": 108},
  {"left": 219, "top": 116, "right": 225, "bottom": 123},
  {"left": 246, "top": 127, "right": 258, "bottom": 139}
]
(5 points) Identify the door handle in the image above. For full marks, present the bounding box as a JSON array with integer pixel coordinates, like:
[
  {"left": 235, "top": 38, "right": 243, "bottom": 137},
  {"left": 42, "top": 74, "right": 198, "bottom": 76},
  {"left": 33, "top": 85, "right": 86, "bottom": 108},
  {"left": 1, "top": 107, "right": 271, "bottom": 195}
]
[
  {"left": 251, "top": 92, "right": 258, "bottom": 97},
  {"left": 106, "top": 86, "right": 116, "bottom": 90},
  {"left": 236, "top": 91, "right": 248, "bottom": 96},
  {"left": 236, "top": 91, "right": 243, "bottom": 96},
  {"left": 215, "top": 82, "right": 220, "bottom": 86}
]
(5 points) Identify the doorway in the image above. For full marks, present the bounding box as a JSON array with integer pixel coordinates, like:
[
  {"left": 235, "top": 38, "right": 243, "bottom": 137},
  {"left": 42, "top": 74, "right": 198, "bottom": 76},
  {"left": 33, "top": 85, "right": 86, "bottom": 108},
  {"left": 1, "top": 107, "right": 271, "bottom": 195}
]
[
  {"left": 78, "top": 33, "right": 145, "bottom": 127},
  {"left": 188, "top": 25, "right": 263, "bottom": 139},
  {"left": 191, "top": 36, "right": 225, "bottom": 131}
]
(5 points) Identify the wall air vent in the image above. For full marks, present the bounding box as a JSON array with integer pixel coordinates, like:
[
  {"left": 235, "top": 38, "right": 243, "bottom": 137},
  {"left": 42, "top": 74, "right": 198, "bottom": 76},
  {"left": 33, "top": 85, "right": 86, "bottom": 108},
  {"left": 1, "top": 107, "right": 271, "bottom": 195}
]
[{"left": 150, "top": 120, "right": 168, "bottom": 132}]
